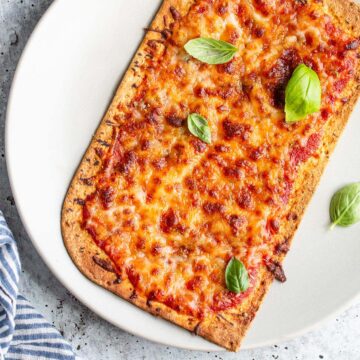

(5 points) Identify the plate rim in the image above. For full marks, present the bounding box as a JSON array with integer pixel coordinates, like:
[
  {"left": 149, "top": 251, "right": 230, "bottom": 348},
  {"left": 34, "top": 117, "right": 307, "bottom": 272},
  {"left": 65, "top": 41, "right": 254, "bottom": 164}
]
[{"left": 4, "top": 0, "right": 360, "bottom": 352}]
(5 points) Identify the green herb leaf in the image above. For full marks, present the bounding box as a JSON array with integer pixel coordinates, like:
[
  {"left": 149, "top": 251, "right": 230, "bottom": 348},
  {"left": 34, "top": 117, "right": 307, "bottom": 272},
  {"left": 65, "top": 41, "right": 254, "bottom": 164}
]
[
  {"left": 184, "top": 37, "right": 237, "bottom": 65},
  {"left": 187, "top": 113, "right": 212, "bottom": 144},
  {"left": 225, "top": 257, "right": 249, "bottom": 294},
  {"left": 330, "top": 183, "right": 360, "bottom": 229},
  {"left": 285, "top": 64, "right": 321, "bottom": 123}
]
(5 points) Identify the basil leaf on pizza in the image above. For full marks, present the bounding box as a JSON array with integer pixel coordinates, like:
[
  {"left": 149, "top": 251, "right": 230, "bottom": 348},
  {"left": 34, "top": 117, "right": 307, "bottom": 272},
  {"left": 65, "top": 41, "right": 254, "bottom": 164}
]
[
  {"left": 184, "top": 37, "right": 237, "bottom": 64},
  {"left": 285, "top": 64, "right": 321, "bottom": 123},
  {"left": 225, "top": 257, "right": 249, "bottom": 294},
  {"left": 187, "top": 113, "right": 212, "bottom": 144}
]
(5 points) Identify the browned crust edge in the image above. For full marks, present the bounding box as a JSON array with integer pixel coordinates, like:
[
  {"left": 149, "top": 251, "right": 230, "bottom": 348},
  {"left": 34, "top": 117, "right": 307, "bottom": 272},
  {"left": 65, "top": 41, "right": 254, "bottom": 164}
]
[{"left": 61, "top": 0, "right": 360, "bottom": 352}]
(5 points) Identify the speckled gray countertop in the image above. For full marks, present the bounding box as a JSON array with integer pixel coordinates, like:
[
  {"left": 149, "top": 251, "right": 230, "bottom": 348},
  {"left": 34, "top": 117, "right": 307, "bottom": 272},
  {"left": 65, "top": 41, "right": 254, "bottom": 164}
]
[{"left": 1, "top": 1, "right": 360, "bottom": 359}]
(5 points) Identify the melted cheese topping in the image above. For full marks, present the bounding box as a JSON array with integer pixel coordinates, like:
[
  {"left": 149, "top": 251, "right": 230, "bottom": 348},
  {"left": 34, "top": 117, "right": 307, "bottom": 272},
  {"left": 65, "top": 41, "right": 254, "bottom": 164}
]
[{"left": 82, "top": 0, "right": 359, "bottom": 318}]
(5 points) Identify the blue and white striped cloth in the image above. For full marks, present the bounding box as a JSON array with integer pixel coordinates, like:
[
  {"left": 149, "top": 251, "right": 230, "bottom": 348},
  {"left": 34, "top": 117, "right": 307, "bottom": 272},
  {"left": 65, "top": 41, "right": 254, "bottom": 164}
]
[{"left": 0, "top": 211, "right": 79, "bottom": 360}]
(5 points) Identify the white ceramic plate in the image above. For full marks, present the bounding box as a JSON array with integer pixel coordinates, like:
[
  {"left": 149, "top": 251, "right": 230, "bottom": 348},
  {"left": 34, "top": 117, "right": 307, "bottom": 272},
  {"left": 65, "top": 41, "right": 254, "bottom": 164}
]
[{"left": 6, "top": 0, "right": 360, "bottom": 351}]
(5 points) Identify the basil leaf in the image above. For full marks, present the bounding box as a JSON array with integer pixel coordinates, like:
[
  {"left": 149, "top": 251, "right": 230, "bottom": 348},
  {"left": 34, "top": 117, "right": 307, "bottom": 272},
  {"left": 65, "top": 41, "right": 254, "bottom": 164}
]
[
  {"left": 285, "top": 64, "right": 321, "bottom": 123},
  {"left": 187, "top": 113, "right": 211, "bottom": 144},
  {"left": 225, "top": 257, "right": 249, "bottom": 294},
  {"left": 330, "top": 183, "right": 360, "bottom": 229},
  {"left": 184, "top": 37, "right": 237, "bottom": 65}
]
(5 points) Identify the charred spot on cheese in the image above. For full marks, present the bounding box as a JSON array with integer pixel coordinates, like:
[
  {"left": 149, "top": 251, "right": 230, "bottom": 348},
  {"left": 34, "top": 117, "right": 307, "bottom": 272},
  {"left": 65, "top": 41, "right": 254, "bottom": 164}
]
[
  {"left": 194, "top": 85, "right": 208, "bottom": 98},
  {"left": 249, "top": 146, "right": 266, "bottom": 161},
  {"left": 151, "top": 243, "right": 163, "bottom": 256},
  {"left": 202, "top": 202, "right": 225, "bottom": 215},
  {"left": 216, "top": 3, "right": 228, "bottom": 16},
  {"left": 166, "top": 114, "right": 185, "bottom": 127},
  {"left": 236, "top": 189, "right": 253, "bottom": 210},
  {"left": 253, "top": 0, "right": 271, "bottom": 16},
  {"left": 223, "top": 166, "right": 243, "bottom": 179},
  {"left": 253, "top": 27, "right": 265, "bottom": 38},
  {"left": 117, "top": 151, "right": 137, "bottom": 174},
  {"left": 191, "top": 138, "right": 207, "bottom": 153},
  {"left": 215, "top": 144, "right": 230, "bottom": 153},
  {"left": 136, "top": 237, "right": 146, "bottom": 250},
  {"left": 152, "top": 157, "right": 168, "bottom": 170},
  {"left": 79, "top": 0, "right": 359, "bottom": 319},
  {"left": 160, "top": 208, "right": 179, "bottom": 233},
  {"left": 217, "top": 60, "right": 236, "bottom": 75},
  {"left": 223, "top": 119, "right": 252, "bottom": 140},
  {"left": 184, "top": 177, "right": 197, "bottom": 191},
  {"left": 99, "top": 186, "right": 114, "bottom": 209},
  {"left": 267, "top": 218, "right": 280, "bottom": 235},
  {"left": 228, "top": 215, "right": 247, "bottom": 236},
  {"left": 140, "top": 139, "right": 151, "bottom": 150}
]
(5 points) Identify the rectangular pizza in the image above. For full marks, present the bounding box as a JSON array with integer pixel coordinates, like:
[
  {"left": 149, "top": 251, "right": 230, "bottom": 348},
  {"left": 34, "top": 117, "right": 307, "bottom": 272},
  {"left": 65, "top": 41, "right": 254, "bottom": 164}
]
[{"left": 62, "top": 0, "right": 360, "bottom": 351}]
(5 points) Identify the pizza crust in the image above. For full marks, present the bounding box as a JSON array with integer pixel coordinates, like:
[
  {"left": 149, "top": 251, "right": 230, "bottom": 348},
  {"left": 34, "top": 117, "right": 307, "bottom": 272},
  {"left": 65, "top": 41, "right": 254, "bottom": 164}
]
[{"left": 62, "top": 0, "right": 360, "bottom": 351}]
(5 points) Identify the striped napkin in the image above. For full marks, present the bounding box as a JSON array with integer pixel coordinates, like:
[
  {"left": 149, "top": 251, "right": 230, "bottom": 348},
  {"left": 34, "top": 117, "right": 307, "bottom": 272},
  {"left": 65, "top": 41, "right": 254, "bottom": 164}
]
[{"left": 0, "top": 211, "right": 79, "bottom": 360}]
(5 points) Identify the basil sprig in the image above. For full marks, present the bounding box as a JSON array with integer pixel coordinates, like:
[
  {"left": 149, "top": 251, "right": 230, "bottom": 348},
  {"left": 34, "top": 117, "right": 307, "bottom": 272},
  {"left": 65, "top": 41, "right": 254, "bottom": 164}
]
[
  {"left": 184, "top": 37, "right": 237, "bottom": 64},
  {"left": 330, "top": 183, "right": 360, "bottom": 229},
  {"left": 225, "top": 257, "right": 249, "bottom": 294},
  {"left": 285, "top": 64, "right": 321, "bottom": 123},
  {"left": 187, "top": 113, "right": 211, "bottom": 144}
]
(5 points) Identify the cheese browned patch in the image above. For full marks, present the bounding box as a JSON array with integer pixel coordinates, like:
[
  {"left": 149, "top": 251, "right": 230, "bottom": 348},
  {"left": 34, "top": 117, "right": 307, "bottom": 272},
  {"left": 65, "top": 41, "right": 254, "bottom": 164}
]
[{"left": 62, "top": 0, "right": 360, "bottom": 351}]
